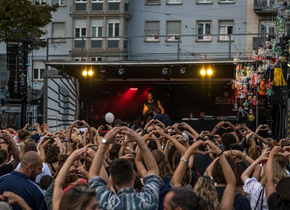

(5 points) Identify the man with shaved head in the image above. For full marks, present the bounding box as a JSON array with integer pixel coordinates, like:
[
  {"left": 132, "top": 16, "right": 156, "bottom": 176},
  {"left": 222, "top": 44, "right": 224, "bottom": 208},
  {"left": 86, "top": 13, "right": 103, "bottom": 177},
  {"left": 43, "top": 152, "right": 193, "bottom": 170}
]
[{"left": 0, "top": 151, "right": 47, "bottom": 210}]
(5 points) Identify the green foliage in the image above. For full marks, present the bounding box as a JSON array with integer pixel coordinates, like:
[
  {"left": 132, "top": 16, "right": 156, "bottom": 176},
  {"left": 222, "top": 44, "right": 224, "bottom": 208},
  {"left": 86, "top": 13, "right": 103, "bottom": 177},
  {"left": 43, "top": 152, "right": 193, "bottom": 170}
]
[{"left": 0, "top": 0, "right": 58, "bottom": 49}]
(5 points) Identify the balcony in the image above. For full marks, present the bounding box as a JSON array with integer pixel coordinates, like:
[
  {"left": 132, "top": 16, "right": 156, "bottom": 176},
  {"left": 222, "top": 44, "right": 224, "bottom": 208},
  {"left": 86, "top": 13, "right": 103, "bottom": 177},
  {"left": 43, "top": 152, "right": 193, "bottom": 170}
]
[{"left": 254, "top": 0, "right": 279, "bottom": 15}]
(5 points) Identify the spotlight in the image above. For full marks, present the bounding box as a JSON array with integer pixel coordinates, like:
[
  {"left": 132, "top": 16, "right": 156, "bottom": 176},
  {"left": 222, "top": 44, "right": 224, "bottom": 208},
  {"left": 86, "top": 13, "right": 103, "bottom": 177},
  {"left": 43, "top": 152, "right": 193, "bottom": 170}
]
[
  {"left": 200, "top": 70, "right": 206, "bottom": 75},
  {"left": 118, "top": 66, "right": 124, "bottom": 75},
  {"left": 82, "top": 70, "right": 87, "bottom": 76},
  {"left": 180, "top": 67, "right": 186, "bottom": 74},
  {"left": 88, "top": 70, "right": 93, "bottom": 76},
  {"left": 288, "top": 63, "right": 290, "bottom": 68},
  {"left": 162, "top": 67, "right": 169, "bottom": 75},
  {"left": 207, "top": 69, "right": 213, "bottom": 75}
]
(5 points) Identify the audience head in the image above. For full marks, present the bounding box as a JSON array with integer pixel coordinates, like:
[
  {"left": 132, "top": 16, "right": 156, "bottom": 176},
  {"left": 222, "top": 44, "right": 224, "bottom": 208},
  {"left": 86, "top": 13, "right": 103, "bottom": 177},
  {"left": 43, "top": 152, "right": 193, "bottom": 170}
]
[
  {"left": 212, "top": 156, "right": 236, "bottom": 184},
  {"left": 59, "top": 185, "right": 98, "bottom": 210},
  {"left": 260, "top": 160, "right": 287, "bottom": 187},
  {"left": 45, "top": 145, "right": 60, "bottom": 163},
  {"left": 108, "top": 144, "right": 121, "bottom": 161},
  {"left": 109, "top": 158, "right": 134, "bottom": 189},
  {"left": 39, "top": 175, "right": 53, "bottom": 191},
  {"left": 276, "top": 177, "right": 290, "bottom": 202},
  {"left": 193, "top": 176, "right": 219, "bottom": 210},
  {"left": 20, "top": 151, "right": 43, "bottom": 181},
  {"left": 0, "top": 149, "right": 9, "bottom": 165},
  {"left": 17, "top": 129, "right": 30, "bottom": 141},
  {"left": 152, "top": 150, "right": 171, "bottom": 179},
  {"left": 221, "top": 133, "right": 237, "bottom": 151},
  {"left": 163, "top": 186, "right": 207, "bottom": 210}
]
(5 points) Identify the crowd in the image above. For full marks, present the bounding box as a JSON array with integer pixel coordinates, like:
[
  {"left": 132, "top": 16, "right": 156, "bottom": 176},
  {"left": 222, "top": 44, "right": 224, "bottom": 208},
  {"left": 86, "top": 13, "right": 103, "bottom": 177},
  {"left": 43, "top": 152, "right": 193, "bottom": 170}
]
[{"left": 0, "top": 118, "right": 290, "bottom": 210}]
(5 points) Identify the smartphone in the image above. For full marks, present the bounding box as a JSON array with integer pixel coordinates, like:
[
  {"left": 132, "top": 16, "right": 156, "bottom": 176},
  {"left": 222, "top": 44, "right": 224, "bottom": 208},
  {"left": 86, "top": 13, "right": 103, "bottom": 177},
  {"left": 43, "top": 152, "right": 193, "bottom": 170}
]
[{"left": 92, "top": 145, "right": 98, "bottom": 150}]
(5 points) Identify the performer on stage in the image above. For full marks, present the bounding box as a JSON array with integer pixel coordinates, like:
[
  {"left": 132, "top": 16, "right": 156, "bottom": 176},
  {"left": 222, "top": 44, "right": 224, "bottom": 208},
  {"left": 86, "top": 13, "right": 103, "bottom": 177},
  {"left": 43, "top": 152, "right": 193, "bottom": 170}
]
[{"left": 143, "top": 90, "right": 164, "bottom": 122}]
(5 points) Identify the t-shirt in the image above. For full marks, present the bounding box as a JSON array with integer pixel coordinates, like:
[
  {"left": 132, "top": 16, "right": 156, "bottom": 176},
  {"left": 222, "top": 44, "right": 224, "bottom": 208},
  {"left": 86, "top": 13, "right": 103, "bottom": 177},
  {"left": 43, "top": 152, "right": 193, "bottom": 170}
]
[
  {"left": 242, "top": 177, "right": 268, "bottom": 210},
  {"left": 268, "top": 192, "right": 290, "bottom": 210},
  {"left": 0, "top": 171, "right": 47, "bottom": 210},
  {"left": 63, "top": 178, "right": 88, "bottom": 193},
  {"left": 0, "top": 164, "right": 13, "bottom": 177},
  {"left": 216, "top": 186, "right": 251, "bottom": 210},
  {"left": 14, "top": 162, "right": 52, "bottom": 184},
  {"left": 194, "top": 153, "right": 213, "bottom": 175}
]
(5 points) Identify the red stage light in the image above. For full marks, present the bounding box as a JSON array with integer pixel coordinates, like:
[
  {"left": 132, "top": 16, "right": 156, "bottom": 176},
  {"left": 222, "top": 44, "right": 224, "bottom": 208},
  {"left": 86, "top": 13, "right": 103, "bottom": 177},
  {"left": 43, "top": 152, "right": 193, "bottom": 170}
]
[{"left": 130, "top": 88, "right": 138, "bottom": 90}]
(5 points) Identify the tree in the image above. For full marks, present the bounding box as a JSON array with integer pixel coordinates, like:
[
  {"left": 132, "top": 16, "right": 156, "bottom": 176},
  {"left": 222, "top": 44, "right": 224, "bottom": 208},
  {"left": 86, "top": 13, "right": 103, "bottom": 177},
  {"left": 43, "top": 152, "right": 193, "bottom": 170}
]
[{"left": 0, "top": 0, "right": 58, "bottom": 49}]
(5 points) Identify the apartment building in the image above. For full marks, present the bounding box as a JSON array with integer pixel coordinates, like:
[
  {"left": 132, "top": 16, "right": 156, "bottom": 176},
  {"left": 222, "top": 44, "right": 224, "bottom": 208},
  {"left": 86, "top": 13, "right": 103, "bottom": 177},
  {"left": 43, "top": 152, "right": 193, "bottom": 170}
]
[{"left": 0, "top": 0, "right": 277, "bottom": 128}]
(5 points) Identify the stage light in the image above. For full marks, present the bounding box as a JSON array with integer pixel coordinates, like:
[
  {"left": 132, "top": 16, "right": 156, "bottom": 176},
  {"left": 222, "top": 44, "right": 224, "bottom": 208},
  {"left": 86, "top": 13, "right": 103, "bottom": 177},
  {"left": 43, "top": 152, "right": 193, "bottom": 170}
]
[
  {"left": 288, "top": 63, "right": 290, "bottom": 68},
  {"left": 130, "top": 88, "right": 138, "bottom": 91},
  {"left": 118, "top": 66, "right": 124, "bottom": 75},
  {"left": 200, "top": 70, "right": 206, "bottom": 75},
  {"left": 162, "top": 67, "right": 169, "bottom": 74},
  {"left": 88, "top": 70, "right": 93, "bottom": 76},
  {"left": 207, "top": 69, "right": 213, "bottom": 75},
  {"left": 82, "top": 70, "right": 87, "bottom": 76},
  {"left": 180, "top": 67, "right": 186, "bottom": 74}
]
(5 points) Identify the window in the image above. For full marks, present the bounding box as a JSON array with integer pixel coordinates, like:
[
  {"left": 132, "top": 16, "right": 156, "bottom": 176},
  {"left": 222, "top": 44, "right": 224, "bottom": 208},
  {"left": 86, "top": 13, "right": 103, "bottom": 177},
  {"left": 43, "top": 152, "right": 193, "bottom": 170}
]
[
  {"left": 145, "top": 21, "right": 159, "bottom": 41},
  {"left": 92, "top": 26, "right": 103, "bottom": 37},
  {"left": 75, "top": 28, "right": 86, "bottom": 37},
  {"left": 167, "top": 0, "right": 182, "bottom": 4},
  {"left": 53, "top": 0, "right": 66, "bottom": 6},
  {"left": 74, "top": 20, "right": 86, "bottom": 48},
  {"left": 52, "top": 22, "right": 65, "bottom": 41},
  {"left": 219, "top": 0, "right": 234, "bottom": 3},
  {"left": 33, "top": 68, "right": 44, "bottom": 80},
  {"left": 75, "top": 0, "right": 87, "bottom": 11},
  {"left": 92, "top": 0, "right": 103, "bottom": 10},
  {"left": 260, "top": 20, "right": 275, "bottom": 37},
  {"left": 219, "top": 20, "right": 234, "bottom": 41},
  {"left": 34, "top": 0, "right": 46, "bottom": 5},
  {"left": 107, "top": 19, "right": 120, "bottom": 48},
  {"left": 166, "top": 21, "right": 181, "bottom": 41},
  {"left": 108, "top": 0, "right": 120, "bottom": 1},
  {"left": 108, "top": 23, "right": 119, "bottom": 37},
  {"left": 197, "top": 0, "right": 212, "bottom": 3},
  {"left": 197, "top": 21, "right": 211, "bottom": 41},
  {"left": 146, "top": 0, "right": 160, "bottom": 4}
]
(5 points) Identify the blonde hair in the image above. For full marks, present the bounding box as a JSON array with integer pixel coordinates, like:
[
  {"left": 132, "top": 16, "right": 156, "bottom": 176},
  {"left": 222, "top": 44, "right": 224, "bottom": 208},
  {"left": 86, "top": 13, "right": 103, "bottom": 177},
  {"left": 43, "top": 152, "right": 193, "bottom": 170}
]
[
  {"left": 260, "top": 161, "right": 288, "bottom": 187},
  {"left": 193, "top": 177, "right": 219, "bottom": 210}
]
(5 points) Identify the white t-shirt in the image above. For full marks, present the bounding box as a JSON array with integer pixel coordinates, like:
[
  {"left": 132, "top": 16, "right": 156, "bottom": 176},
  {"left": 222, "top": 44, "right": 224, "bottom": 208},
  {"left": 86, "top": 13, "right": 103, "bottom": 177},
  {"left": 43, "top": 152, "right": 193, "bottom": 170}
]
[
  {"left": 243, "top": 177, "right": 268, "bottom": 210},
  {"left": 14, "top": 162, "right": 52, "bottom": 184}
]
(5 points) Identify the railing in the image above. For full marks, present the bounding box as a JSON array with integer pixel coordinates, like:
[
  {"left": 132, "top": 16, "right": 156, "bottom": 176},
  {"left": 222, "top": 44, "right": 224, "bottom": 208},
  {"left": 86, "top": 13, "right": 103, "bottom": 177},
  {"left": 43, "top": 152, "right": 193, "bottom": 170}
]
[
  {"left": 46, "top": 33, "right": 266, "bottom": 62},
  {"left": 254, "top": 0, "right": 277, "bottom": 10}
]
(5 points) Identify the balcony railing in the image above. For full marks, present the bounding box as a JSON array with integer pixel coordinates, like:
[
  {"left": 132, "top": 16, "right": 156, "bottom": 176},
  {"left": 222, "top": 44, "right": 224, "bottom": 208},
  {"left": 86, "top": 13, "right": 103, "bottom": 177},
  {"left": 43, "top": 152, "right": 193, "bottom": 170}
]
[{"left": 254, "top": 0, "right": 279, "bottom": 15}]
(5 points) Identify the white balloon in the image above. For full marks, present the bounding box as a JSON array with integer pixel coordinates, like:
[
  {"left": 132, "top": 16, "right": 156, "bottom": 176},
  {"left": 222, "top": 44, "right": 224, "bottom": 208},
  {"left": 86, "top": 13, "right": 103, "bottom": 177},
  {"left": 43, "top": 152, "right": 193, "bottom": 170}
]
[{"left": 105, "top": 112, "right": 114, "bottom": 124}]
